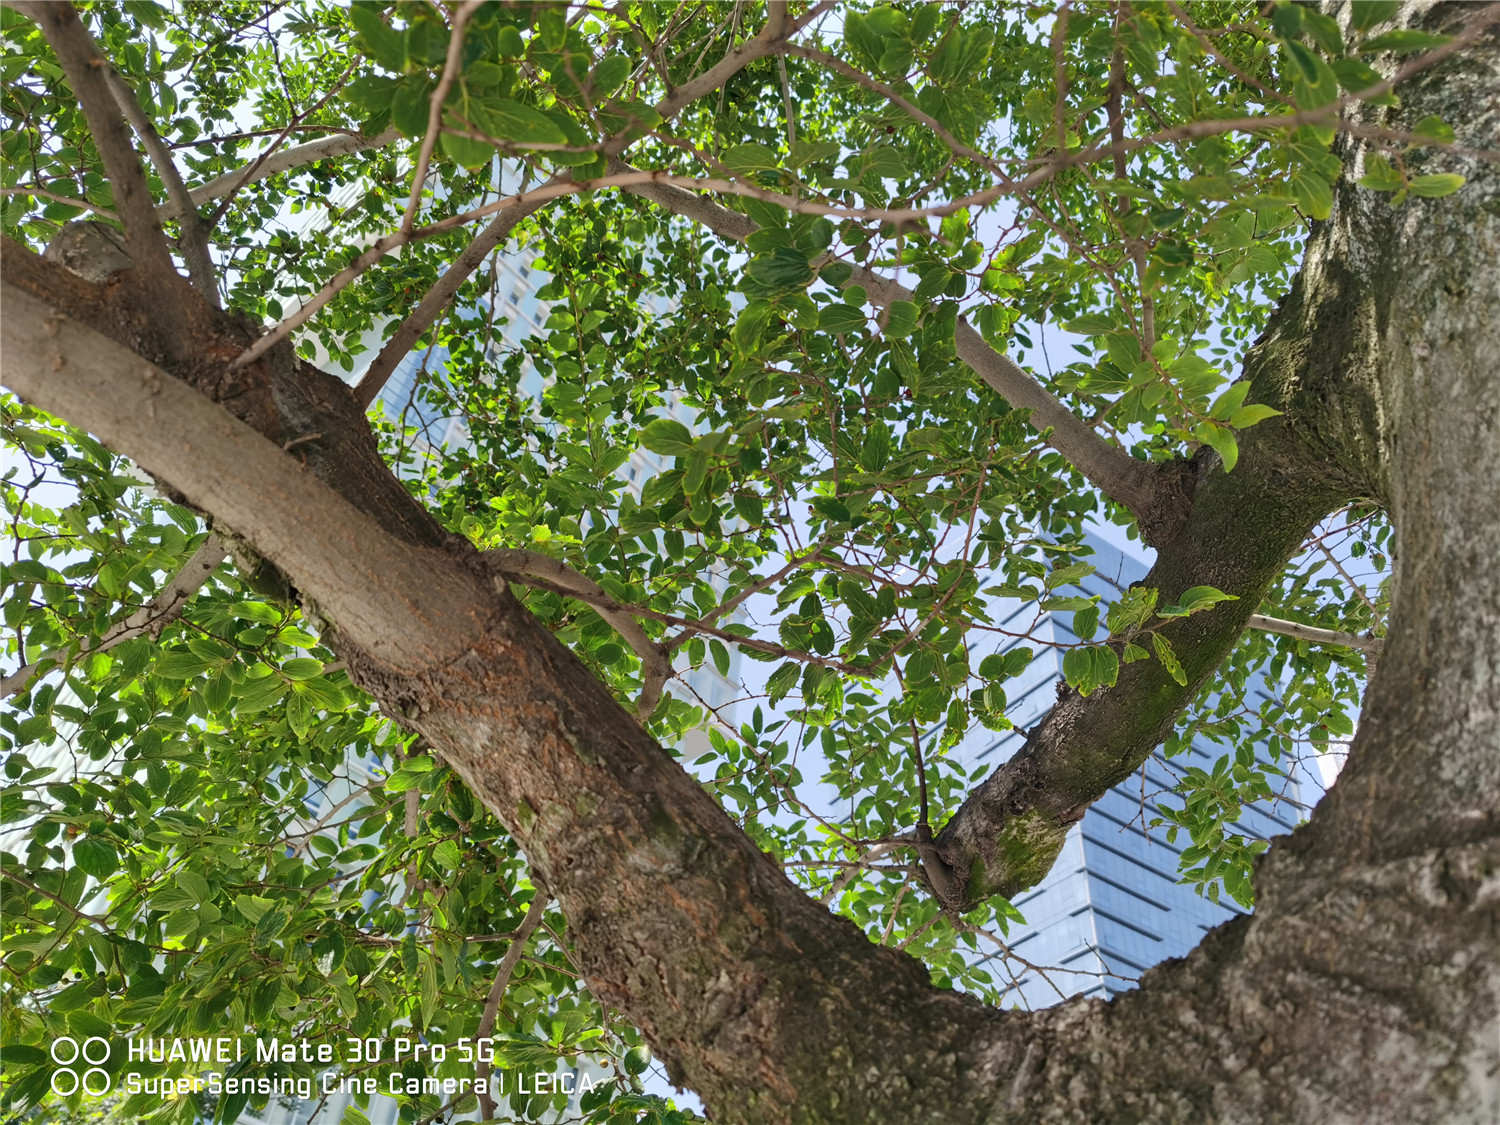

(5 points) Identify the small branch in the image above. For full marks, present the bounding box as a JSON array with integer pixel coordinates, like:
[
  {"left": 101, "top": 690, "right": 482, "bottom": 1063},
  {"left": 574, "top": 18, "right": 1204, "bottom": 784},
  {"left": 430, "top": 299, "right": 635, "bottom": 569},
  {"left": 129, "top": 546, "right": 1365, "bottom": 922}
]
[
  {"left": 285, "top": 782, "right": 379, "bottom": 856},
  {"left": 401, "top": 0, "right": 483, "bottom": 235},
  {"left": 352, "top": 183, "right": 558, "bottom": 406},
  {"left": 819, "top": 841, "right": 898, "bottom": 904},
  {"left": 1107, "top": 11, "right": 1153, "bottom": 359},
  {"left": 0, "top": 185, "right": 115, "bottom": 219},
  {"left": 777, "top": 55, "right": 797, "bottom": 147},
  {"left": 2, "top": 533, "right": 227, "bottom": 700},
  {"left": 1049, "top": 1, "right": 1073, "bottom": 153},
  {"left": 232, "top": 228, "right": 412, "bottom": 370},
  {"left": 475, "top": 891, "right": 550, "bottom": 1121},
  {"left": 487, "top": 548, "right": 671, "bottom": 720},
  {"left": 353, "top": 0, "right": 809, "bottom": 409},
  {"left": 181, "top": 126, "right": 401, "bottom": 212},
  {"left": 1246, "top": 614, "right": 1382, "bottom": 654},
  {"left": 203, "top": 58, "right": 369, "bottom": 229},
  {"left": 102, "top": 67, "right": 217, "bottom": 300},
  {"left": 1, "top": 867, "right": 108, "bottom": 926},
  {"left": 667, "top": 545, "right": 821, "bottom": 647},
  {"left": 620, "top": 173, "right": 1162, "bottom": 526}
]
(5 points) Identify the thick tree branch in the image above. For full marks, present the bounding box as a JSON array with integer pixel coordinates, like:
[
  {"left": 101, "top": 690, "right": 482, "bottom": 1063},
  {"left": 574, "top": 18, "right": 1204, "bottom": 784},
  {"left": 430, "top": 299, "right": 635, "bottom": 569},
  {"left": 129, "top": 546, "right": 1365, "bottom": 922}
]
[
  {"left": 1, "top": 533, "right": 227, "bottom": 701},
  {"left": 1, "top": 281, "right": 485, "bottom": 676},
  {"left": 102, "top": 67, "right": 217, "bottom": 299}
]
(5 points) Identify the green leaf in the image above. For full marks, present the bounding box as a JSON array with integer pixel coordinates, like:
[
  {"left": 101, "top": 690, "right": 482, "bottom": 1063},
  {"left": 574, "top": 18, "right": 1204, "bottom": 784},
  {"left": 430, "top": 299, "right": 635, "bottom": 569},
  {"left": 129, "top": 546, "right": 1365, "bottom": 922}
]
[
  {"left": 496, "top": 24, "right": 525, "bottom": 57},
  {"left": 1291, "top": 170, "right": 1334, "bottom": 220},
  {"left": 747, "top": 247, "right": 814, "bottom": 291},
  {"left": 1230, "top": 403, "right": 1282, "bottom": 429},
  {"left": 471, "top": 98, "right": 568, "bottom": 145},
  {"left": 1151, "top": 632, "right": 1187, "bottom": 686},
  {"left": 1350, "top": 1, "right": 1400, "bottom": 31},
  {"left": 1063, "top": 314, "right": 1118, "bottom": 336},
  {"left": 640, "top": 418, "right": 694, "bottom": 456},
  {"left": 1410, "top": 115, "right": 1456, "bottom": 145},
  {"left": 281, "top": 657, "right": 324, "bottom": 680},
  {"left": 590, "top": 54, "right": 631, "bottom": 96},
  {"left": 1331, "top": 58, "right": 1382, "bottom": 94},
  {"left": 883, "top": 300, "right": 919, "bottom": 338},
  {"left": 385, "top": 766, "right": 428, "bottom": 792},
  {"left": 1408, "top": 173, "right": 1465, "bottom": 199},
  {"left": 722, "top": 142, "right": 780, "bottom": 174},
  {"left": 348, "top": 5, "right": 406, "bottom": 70},
  {"left": 1198, "top": 422, "right": 1240, "bottom": 472},
  {"left": 235, "top": 894, "right": 276, "bottom": 923},
  {"left": 766, "top": 661, "right": 799, "bottom": 704},
  {"left": 733, "top": 493, "right": 764, "bottom": 525},
  {"left": 203, "top": 670, "right": 232, "bottom": 712},
  {"left": 1105, "top": 586, "right": 1158, "bottom": 633},
  {"left": 176, "top": 869, "right": 211, "bottom": 905},
  {"left": 1158, "top": 586, "right": 1239, "bottom": 619},
  {"left": 73, "top": 836, "right": 118, "bottom": 878},
  {"left": 1299, "top": 8, "right": 1344, "bottom": 56},
  {"left": 1062, "top": 645, "right": 1119, "bottom": 697},
  {"left": 1357, "top": 154, "right": 1404, "bottom": 192},
  {"left": 154, "top": 650, "right": 206, "bottom": 679},
  {"left": 820, "top": 303, "right": 867, "bottom": 334},
  {"left": 440, "top": 129, "right": 493, "bottom": 170},
  {"left": 859, "top": 423, "right": 891, "bottom": 471},
  {"left": 1361, "top": 29, "right": 1449, "bottom": 53}
]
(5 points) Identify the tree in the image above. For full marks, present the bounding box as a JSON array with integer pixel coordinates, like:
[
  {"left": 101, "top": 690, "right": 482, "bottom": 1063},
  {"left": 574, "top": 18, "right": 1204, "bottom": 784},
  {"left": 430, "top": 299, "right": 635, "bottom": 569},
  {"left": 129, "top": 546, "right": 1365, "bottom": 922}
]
[{"left": 1, "top": 0, "right": 1496, "bottom": 1122}]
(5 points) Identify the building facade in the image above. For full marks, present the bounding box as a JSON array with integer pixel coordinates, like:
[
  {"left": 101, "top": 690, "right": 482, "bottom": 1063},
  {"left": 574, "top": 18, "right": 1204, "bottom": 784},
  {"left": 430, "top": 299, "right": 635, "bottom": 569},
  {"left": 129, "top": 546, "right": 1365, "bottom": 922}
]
[{"left": 953, "top": 533, "right": 1316, "bottom": 1007}]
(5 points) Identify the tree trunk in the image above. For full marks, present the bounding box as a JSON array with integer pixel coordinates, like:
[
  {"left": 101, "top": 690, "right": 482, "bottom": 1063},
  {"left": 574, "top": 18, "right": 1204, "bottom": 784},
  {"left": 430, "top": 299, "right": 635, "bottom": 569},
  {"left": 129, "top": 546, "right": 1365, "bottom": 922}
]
[{"left": 2, "top": 6, "right": 1497, "bottom": 1123}]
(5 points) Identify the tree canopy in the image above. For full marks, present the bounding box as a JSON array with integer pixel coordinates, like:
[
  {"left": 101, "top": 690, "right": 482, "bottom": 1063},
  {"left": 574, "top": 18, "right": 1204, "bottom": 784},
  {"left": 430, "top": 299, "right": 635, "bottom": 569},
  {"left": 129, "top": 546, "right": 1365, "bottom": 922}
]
[{"left": 2, "top": 2, "right": 1498, "bottom": 1123}]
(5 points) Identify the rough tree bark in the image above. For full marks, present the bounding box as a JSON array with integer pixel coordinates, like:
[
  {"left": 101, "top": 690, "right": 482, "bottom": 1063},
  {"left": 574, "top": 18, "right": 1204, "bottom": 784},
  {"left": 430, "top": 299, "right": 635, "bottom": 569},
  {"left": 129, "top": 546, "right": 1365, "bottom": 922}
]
[{"left": 2, "top": 4, "right": 1497, "bottom": 1124}]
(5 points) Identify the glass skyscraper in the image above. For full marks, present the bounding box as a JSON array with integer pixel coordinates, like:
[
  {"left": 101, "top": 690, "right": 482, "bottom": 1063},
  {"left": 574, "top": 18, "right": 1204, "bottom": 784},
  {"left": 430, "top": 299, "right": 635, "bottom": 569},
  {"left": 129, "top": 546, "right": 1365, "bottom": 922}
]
[{"left": 953, "top": 533, "right": 1315, "bottom": 1008}]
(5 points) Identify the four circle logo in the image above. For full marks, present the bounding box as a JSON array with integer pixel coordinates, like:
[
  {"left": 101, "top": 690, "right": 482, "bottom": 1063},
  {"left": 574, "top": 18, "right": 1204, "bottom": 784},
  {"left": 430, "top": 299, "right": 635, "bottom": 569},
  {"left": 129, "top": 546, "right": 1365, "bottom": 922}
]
[{"left": 49, "top": 1036, "right": 112, "bottom": 1096}]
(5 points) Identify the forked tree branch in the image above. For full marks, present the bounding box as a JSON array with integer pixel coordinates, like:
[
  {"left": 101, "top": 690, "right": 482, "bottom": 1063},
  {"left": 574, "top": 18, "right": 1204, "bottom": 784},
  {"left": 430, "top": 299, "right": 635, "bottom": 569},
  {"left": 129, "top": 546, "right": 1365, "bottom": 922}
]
[
  {"left": 486, "top": 548, "right": 671, "bottom": 719},
  {"left": 17, "top": 3, "right": 181, "bottom": 296}
]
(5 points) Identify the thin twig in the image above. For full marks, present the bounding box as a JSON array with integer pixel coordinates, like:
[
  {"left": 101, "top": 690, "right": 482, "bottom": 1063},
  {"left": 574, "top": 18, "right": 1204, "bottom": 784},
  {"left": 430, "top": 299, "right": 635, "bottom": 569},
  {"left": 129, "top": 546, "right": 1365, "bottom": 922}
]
[
  {"left": 487, "top": 548, "right": 671, "bottom": 719},
  {"left": 2, "top": 534, "right": 227, "bottom": 700},
  {"left": 475, "top": 891, "right": 550, "bottom": 1121},
  {"left": 401, "top": 0, "right": 483, "bottom": 235}
]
